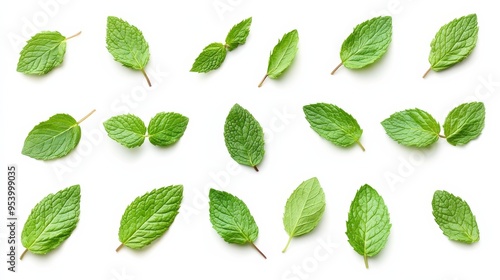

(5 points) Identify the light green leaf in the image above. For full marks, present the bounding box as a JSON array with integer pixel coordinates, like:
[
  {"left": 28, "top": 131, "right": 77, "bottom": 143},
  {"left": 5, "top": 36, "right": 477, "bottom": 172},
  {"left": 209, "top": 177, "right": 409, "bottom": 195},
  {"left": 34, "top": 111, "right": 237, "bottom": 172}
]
[
  {"left": 346, "top": 184, "right": 391, "bottom": 269},
  {"left": 424, "top": 14, "right": 478, "bottom": 78},
  {"left": 224, "top": 104, "right": 265, "bottom": 171},
  {"left": 17, "top": 31, "right": 81, "bottom": 75},
  {"left": 443, "top": 102, "right": 485, "bottom": 146},
  {"left": 282, "top": 177, "right": 325, "bottom": 253},
  {"left": 147, "top": 112, "right": 189, "bottom": 146},
  {"left": 103, "top": 114, "right": 146, "bottom": 148},
  {"left": 259, "top": 29, "right": 299, "bottom": 87},
  {"left": 432, "top": 190, "right": 479, "bottom": 243},
  {"left": 117, "top": 185, "right": 183, "bottom": 251},
  {"left": 106, "top": 16, "right": 152, "bottom": 86},
  {"left": 22, "top": 110, "right": 96, "bottom": 160},
  {"left": 381, "top": 108, "right": 440, "bottom": 147},
  {"left": 209, "top": 189, "right": 266, "bottom": 258},
  {"left": 303, "top": 103, "right": 364, "bottom": 151},
  {"left": 21, "top": 185, "right": 80, "bottom": 259},
  {"left": 332, "top": 16, "right": 392, "bottom": 74},
  {"left": 190, "top": 43, "right": 227, "bottom": 73},
  {"left": 225, "top": 17, "right": 252, "bottom": 51}
]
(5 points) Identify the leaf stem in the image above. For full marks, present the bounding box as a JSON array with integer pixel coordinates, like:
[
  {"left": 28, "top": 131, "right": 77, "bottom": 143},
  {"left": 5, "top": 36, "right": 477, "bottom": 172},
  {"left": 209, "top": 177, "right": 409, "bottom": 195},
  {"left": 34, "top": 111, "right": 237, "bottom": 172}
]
[
  {"left": 20, "top": 249, "right": 28, "bottom": 260},
  {"left": 356, "top": 141, "right": 365, "bottom": 152},
  {"left": 364, "top": 254, "right": 369, "bottom": 269},
  {"left": 115, "top": 243, "right": 125, "bottom": 252},
  {"left": 422, "top": 67, "right": 431, "bottom": 78},
  {"left": 331, "top": 62, "right": 343, "bottom": 75},
  {"left": 258, "top": 74, "right": 268, "bottom": 87},
  {"left": 282, "top": 236, "right": 292, "bottom": 253},
  {"left": 253, "top": 165, "right": 259, "bottom": 172},
  {"left": 65, "top": 31, "right": 82, "bottom": 41},
  {"left": 250, "top": 242, "right": 267, "bottom": 259},
  {"left": 141, "top": 69, "right": 152, "bottom": 87},
  {"left": 439, "top": 134, "right": 446, "bottom": 138},
  {"left": 77, "top": 109, "right": 96, "bottom": 124}
]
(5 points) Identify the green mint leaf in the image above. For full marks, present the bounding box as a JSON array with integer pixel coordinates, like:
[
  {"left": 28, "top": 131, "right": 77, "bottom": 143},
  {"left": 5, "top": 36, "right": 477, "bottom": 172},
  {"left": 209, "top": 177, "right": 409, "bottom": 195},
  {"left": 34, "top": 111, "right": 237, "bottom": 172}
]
[
  {"left": 259, "top": 29, "right": 299, "bottom": 87},
  {"left": 282, "top": 177, "right": 325, "bottom": 253},
  {"left": 106, "top": 16, "right": 152, "bottom": 86},
  {"left": 21, "top": 110, "right": 95, "bottom": 160},
  {"left": 432, "top": 190, "right": 479, "bottom": 243},
  {"left": 443, "top": 102, "right": 485, "bottom": 146},
  {"left": 225, "top": 17, "right": 252, "bottom": 51},
  {"left": 381, "top": 108, "right": 440, "bottom": 147},
  {"left": 346, "top": 184, "right": 391, "bottom": 269},
  {"left": 303, "top": 103, "right": 365, "bottom": 151},
  {"left": 17, "top": 31, "right": 81, "bottom": 75},
  {"left": 209, "top": 189, "right": 266, "bottom": 259},
  {"left": 224, "top": 104, "right": 265, "bottom": 171},
  {"left": 147, "top": 112, "right": 189, "bottom": 147},
  {"left": 21, "top": 185, "right": 80, "bottom": 260},
  {"left": 117, "top": 185, "right": 183, "bottom": 251},
  {"left": 103, "top": 114, "right": 146, "bottom": 148},
  {"left": 332, "top": 16, "right": 392, "bottom": 75},
  {"left": 190, "top": 43, "right": 227, "bottom": 73},
  {"left": 424, "top": 14, "right": 478, "bottom": 78}
]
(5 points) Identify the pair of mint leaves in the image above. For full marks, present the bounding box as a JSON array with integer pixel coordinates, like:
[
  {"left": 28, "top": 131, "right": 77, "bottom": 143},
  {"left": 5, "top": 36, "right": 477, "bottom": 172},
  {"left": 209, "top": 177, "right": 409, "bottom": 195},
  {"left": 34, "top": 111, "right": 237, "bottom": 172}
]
[
  {"left": 103, "top": 113, "right": 189, "bottom": 148},
  {"left": 17, "top": 17, "right": 152, "bottom": 86}
]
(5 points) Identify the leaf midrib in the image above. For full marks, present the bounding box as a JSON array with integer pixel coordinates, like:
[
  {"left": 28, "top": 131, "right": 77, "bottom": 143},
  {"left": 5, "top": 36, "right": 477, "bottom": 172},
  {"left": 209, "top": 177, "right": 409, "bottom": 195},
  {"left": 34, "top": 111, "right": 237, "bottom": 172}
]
[
  {"left": 25, "top": 123, "right": 78, "bottom": 153},
  {"left": 268, "top": 34, "right": 295, "bottom": 74}
]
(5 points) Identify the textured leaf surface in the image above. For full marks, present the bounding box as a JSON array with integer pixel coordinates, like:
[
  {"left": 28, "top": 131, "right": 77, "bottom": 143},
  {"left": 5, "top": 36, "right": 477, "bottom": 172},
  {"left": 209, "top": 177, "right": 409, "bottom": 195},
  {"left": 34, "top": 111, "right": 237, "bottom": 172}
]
[
  {"left": 225, "top": 17, "right": 252, "bottom": 51},
  {"left": 444, "top": 102, "right": 485, "bottom": 146},
  {"left": 381, "top": 108, "right": 440, "bottom": 147},
  {"left": 103, "top": 114, "right": 146, "bottom": 148},
  {"left": 17, "top": 31, "right": 67, "bottom": 75},
  {"left": 267, "top": 29, "right": 299, "bottom": 78},
  {"left": 191, "top": 43, "right": 227, "bottom": 73},
  {"left": 147, "top": 112, "right": 189, "bottom": 147}
]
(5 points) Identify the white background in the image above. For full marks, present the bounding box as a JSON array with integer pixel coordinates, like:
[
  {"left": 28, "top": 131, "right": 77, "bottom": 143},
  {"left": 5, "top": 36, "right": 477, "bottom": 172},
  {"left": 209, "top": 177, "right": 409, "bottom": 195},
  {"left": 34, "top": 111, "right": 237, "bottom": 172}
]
[{"left": 1, "top": 0, "right": 499, "bottom": 279}]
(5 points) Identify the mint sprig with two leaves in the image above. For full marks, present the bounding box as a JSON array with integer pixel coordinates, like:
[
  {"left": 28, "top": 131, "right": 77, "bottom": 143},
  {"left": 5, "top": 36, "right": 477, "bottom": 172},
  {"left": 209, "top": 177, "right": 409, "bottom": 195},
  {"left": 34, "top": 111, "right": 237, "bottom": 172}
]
[
  {"left": 381, "top": 102, "right": 485, "bottom": 147},
  {"left": 423, "top": 14, "right": 478, "bottom": 78},
  {"left": 191, "top": 17, "right": 252, "bottom": 73},
  {"left": 103, "top": 112, "right": 189, "bottom": 148},
  {"left": 22, "top": 109, "right": 96, "bottom": 160},
  {"left": 106, "top": 16, "right": 152, "bottom": 86},
  {"left": 17, "top": 30, "right": 81, "bottom": 75}
]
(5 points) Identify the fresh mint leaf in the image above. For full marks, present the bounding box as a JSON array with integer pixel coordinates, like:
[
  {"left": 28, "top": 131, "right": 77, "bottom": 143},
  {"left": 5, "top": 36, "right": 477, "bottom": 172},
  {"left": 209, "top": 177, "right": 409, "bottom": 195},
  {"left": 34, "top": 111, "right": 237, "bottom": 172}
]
[
  {"left": 209, "top": 189, "right": 266, "bottom": 259},
  {"left": 346, "top": 184, "right": 391, "bottom": 269},
  {"left": 147, "top": 112, "right": 189, "bottom": 147},
  {"left": 381, "top": 108, "right": 441, "bottom": 147},
  {"left": 282, "top": 177, "right": 325, "bottom": 253},
  {"left": 106, "top": 16, "right": 152, "bottom": 86},
  {"left": 21, "top": 185, "right": 80, "bottom": 260},
  {"left": 443, "top": 102, "right": 485, "bottom": 146},
  {"left": 258, "top": 29, "right": 299, "bottom": 87},
  {"left": 423, "top": 14, "right": 478, "bottom": 78},
  {"left": 22, "top": 110, "right": 95, "bottom": 160},
  {"left": 190, "top": 43, "right": 227, "bottom": 73},
  {"left": 303, "top": 103, "right": 365, "bottom": 151},
  {"left": 117, "top": 185, "right": 183, "bottom": 251},
  {"left": 103, "top": 114, "right": 146, "bottom": 148},
  {"left": 224, "top": 104, "right": 265, "bottom": 171},
  {"left": 432, "top": 190, "right": 479, "bottom": 243},
  {"left": 332, "top": 16, "right": 392, "bottom": 74},
  {"left": 225, "top": 17, "right": 252, "bottom": 51}
]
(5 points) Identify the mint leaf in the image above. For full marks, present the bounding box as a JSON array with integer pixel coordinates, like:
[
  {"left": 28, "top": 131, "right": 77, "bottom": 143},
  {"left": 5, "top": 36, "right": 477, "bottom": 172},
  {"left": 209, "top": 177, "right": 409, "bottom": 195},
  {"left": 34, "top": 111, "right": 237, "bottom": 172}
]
[
  {"left": 443, "top": 102, "right": 485, "bottom": 146},
  {"left": 22, "top": 110, "right": 95, "bottom": 160},
  {"left": 423, "top": 14, "right": 478, "bottom": 78},
  {"left": 224, "top": 104, "right": 265, "bottom": 171},
  {"left": 147, "top": 112, "right": 189, "bottom": 147},
  {"left": 21, "top": 185, "right": 80, "bottom": 260},
  {"left": 106, "top": 16, "right": 152, "bottom": 86},
  {"left": 225, "top": 17, "right": 252, "bottom": 51},
  {"left": 282, "top": 177, "right": 325, "bottom": 253},
  {"left": 117, "top": 185, "right": 183, "bottom": 251},
  {"left": 303, "top": 103, "right": 365, "bottom": 151},
  {"left": 258, "top": 29, "right": 299, "bottom": 87},
  {"left": 190, "top": 43, "right": 227, "bottom": 73},
  {"left": 381, "top": 108, "right": 440, "bottom": 147},
  {"left": 332, "top": 16, "right": 392, "bottom": 74},
  {"left": 346, "top": 184, "right": 391, "bottom": 269},
  {"left": 209, "top": 189, "right": 266, "bottom": 259},
  {"left": 432, "top": 190, "right": 479, "bottom": 243},
  {"left": 103, "top": 114, "right": 146, "bottom": 148},
  {"left": 17, "top": 31, "right": 81, "bottom": 75}
]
